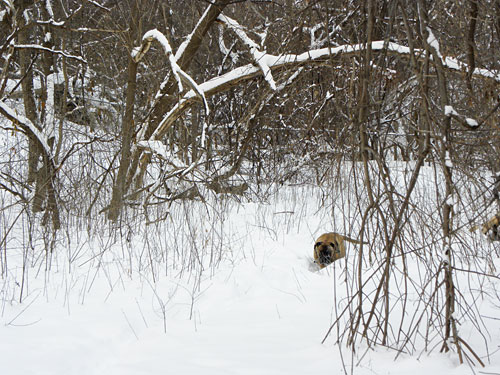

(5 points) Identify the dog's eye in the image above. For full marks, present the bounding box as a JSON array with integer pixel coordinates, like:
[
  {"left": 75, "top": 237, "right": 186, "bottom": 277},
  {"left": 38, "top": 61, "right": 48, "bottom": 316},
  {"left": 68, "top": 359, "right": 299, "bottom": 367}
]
[
  {"left": 330, "top": 242, "right": 336, "bottom": 247},
  {"left": 315, "top": 242, "right": 322, "bottom": 247}
]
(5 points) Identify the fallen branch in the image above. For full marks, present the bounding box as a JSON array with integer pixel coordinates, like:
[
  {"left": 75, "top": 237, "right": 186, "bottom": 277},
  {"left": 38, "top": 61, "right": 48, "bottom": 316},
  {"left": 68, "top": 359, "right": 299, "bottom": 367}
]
[{"left": 147, "top": 40, "right": 500, "bottom": 142}]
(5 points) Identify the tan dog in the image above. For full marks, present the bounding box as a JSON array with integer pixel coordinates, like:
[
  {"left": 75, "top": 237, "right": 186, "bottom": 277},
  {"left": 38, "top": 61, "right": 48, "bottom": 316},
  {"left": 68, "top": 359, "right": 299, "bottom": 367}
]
[
  {"left": 471, "top": 213, "right": 500, "bottom": 241},
  {"left": 313, "top": 232, "right": 366, "bottom": 269}
]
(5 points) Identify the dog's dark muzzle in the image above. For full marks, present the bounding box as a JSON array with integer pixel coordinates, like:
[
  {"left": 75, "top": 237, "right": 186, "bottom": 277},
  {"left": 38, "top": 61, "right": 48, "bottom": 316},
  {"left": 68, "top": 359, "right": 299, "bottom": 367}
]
[{"left": 319, "top": 247, "right": 332, "bottom": 265}]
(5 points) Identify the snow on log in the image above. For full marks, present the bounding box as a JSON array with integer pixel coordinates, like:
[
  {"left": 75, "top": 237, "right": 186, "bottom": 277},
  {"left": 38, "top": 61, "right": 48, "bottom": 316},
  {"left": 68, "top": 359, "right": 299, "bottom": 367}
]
[{"left": 177, "top": 69, "right": 209, "bottom": 115}]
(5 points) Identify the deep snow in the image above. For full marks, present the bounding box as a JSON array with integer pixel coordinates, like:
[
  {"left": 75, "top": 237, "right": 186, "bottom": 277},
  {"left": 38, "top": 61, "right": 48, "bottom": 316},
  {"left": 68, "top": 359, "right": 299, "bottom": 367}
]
[{"left": 1, "top": 183, "right": 500, "bottom": 375}]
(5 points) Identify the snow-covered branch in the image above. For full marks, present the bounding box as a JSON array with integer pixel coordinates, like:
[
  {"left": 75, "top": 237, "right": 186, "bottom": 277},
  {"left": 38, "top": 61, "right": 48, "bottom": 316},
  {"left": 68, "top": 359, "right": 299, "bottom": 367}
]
[
  {"left": 218, "top": 25, "right": 239, "bottom": 67},
  {"left": 146, "top": 40, "right": 500, "bottom": 143},
  {"left": 83, "top": 0, "right": 111, "bottom": 12},
  {"left": 45, "top": 0, "right": 55, "bottom": 19},
  {"left": 426, "top": 27, "right": 442, "bottom": 58},
  {"left": 175, "top": 5, "right": 213, "bottom": 61},
  {"left": 132, "top": 29, "right": 209, "bottom": 113},
  {"left": 421, "top": 29, "right": 500, "bottom": 82},
  {"left": 218, "top": 13, "right": 276, "bottom": 90},
  {"left": 45, "top": 73, "right": 57, "bottom": 139},
  {"left": 132, "top": 29, "right": 183, "bottom": 92},
  {"left": 176, "top": 69, "right": 209, "bottom": 115},
  {"left": 14, "top": 44, "right": 86, "bottom": 64},
  {"left": 444, "top": 102, "right": 500, "bottom": 130},
  {"left": 0, "top": 100, "right": 55, "bottom": 163},
  {"left": 144, "top": 0, "right": 231, "bottom": 116},
  {"left": 132, "top": 29, "right": 172, "bottom": 61}
]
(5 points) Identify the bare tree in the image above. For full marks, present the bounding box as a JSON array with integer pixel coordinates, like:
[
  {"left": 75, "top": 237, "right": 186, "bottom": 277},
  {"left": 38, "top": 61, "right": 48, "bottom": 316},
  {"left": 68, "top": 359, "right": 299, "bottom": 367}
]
[{"left": 1, "top": 0, "right": 500, "bottom": 366}]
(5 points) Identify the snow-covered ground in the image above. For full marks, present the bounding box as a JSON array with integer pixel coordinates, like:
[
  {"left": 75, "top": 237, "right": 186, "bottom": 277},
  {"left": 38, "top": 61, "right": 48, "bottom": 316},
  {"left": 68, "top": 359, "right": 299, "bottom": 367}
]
[{"left": 1, "top": 181, "right": 500, "bottom": 375}]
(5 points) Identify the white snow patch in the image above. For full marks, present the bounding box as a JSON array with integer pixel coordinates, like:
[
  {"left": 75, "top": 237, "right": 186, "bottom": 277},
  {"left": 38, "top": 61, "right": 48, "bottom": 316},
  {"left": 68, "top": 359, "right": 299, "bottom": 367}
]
[
  {"left": 445, "top": 150, "right": 453, "bottom": 168},
  {"left": 466, "top": 117, "right": 479, "bottom": 127},
  {"left": 444, "top": 105, "right": 458, "bottom": 117},
  {"left": 426, "top": 27, "right": 441, "bottom": 56},
  {"left": 45, "top": 0, "right": 55, "bottom": 19}
]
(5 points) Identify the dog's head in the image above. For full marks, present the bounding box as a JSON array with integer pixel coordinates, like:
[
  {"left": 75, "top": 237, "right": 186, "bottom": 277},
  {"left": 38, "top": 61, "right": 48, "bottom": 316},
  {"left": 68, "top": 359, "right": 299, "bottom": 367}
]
[{"left": 314, "top": 240, "right": 340, "bottom": 267}]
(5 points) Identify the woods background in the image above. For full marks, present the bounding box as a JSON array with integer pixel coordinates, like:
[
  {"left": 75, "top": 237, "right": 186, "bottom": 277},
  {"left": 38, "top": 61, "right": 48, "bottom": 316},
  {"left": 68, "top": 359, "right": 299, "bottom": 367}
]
[{"left": 1, "top": 0, "right": 500, "bottom": 367}]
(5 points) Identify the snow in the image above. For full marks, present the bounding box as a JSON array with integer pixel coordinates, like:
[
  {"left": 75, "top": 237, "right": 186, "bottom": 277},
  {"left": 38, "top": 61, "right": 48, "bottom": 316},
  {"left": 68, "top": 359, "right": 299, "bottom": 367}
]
[
  {"left": 445, "top": 106, "right": 480, "bottom": 127},
  {"left": 218, "top": 14, "right": 259, "bottom": 51},
  {"left": 133, "top": 29, "right": 184, "bottom": 93},
  {"left": 445, "top": 150, "right": 453, "bottom": 168},
  {"left": 0, "top": 100, "right": 54, "bottom": 162},
  {"left": 23, "top": 9, "right": 30, "bottom": 23},
  {"left": 137, "top": 140, "right": 169, "bottom": 159},
  {"left": 426, "top": 27, "right": 441, "bottom": 57},
  {"left": 253, "top": 50, "right": 277, "bottom": 90},
  {"left": 218, "top": 25, "right": 239, "bottom": 66},
  {"left": 176, "top": 69, "right": 209, "bottom": 115},
  {"left": 179, "top": 39, "right": 500, "bottom": 102},
  {"left": 174, "top": 41, "right": 416, "bottom": 101},
  {"left": 444, "top": 105, "right": 458, "bottom": 117},
  {"left": 200, "top": 120, "right": 208, "bottom": 147},
  {"left": 142, "top": 29, "right": 172, "bottom": 55},
  {"left": 85, "top": 0, "right": 110, "bottom": 12},
  {"left": 218, "top": 14, "right": 277, "bottom": 90},
  {"left": 45, "top": 0, "right": 55, "bottom": 20},
  {"left": 174, "top": 5, "right": 212, "bottom": 61},
  {"left": 45, "top": 72, "right": 57, "bottom": 139},
  {"left": 1, "top": 176, "right": 500, "bottom": 375},
  {"left": 134, "top": 29, "right": 208, "bottom": 114},
  {"left": 466, "top": 117, "right": 479, "bottom": 127},
  {"left": 14, "top": 44, "right": 86, "bottom": 64},
  {"left": 3, "top": 24, "right": 500, "bottom": 373},
  {"left": 149, "top": 39, "right": 500, "bottom": 135},
  {"left": 277, "top": 68, "right": 303, "bottom": 91}
]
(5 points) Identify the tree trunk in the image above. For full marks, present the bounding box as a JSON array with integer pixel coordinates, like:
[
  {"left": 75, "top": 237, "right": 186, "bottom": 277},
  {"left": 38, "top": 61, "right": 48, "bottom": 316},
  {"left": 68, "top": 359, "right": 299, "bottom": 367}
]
[
  {"left": 16, "top": 9, "right": 40, "bottom": 185},
  {"left": 108, "top": 0, "right": 141, "bottom": 222},
  {"left": 122, "top": 1, "right": 233, "bottom": 205}
]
